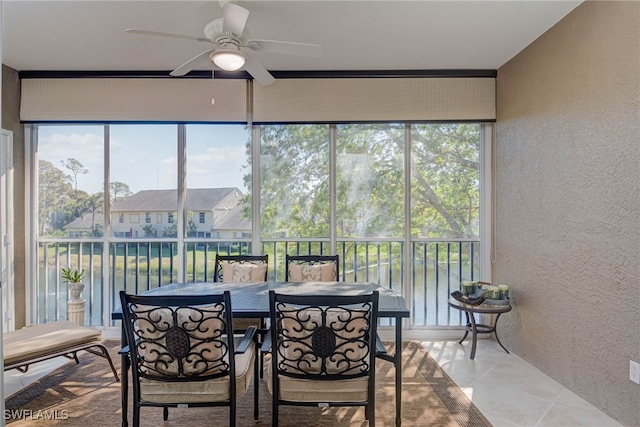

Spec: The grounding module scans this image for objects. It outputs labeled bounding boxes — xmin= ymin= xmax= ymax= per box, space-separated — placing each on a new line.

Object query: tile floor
xmin=3 ymin=356 xmax=68 ymax=399
xmin=2 ymin=338 xmax=623 ymax=426
xmin=421 ymin=339 xmax=622 ymax=427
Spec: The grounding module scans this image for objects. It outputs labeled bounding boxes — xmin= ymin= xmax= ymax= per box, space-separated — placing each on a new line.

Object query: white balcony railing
xmin=36 ymin=238 xmax=479 ymax=328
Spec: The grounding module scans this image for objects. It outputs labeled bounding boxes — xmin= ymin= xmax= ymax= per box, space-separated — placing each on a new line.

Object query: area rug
xmin=5 ymin=341 xmax=491 ymax=426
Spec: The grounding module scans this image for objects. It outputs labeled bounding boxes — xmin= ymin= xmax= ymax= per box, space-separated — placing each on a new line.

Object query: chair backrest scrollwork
xmin=269 ymin=290 xmax=378 ymax=380
xmin=120 ymin=291 xmax=235 ymax=382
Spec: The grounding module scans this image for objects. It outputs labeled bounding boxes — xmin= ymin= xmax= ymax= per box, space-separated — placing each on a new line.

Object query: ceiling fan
xmin=126 ymin=1 xmax=323 ymax=85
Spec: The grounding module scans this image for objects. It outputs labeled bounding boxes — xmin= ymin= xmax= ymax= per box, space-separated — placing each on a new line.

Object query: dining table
xmin=112 ymin=281 xmax=410 ymax=427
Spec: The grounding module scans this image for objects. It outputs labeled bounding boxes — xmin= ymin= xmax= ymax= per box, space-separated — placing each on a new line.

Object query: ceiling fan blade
xmin=126 ymin=29 xmax=213 ymax=44
xmin=222 ymin=2 xmax=250 ymax=36
xmin=243 ymin=56 xmax=275 ymax=86
xmin=246 ymin=39 xmax=323 ymax=57
xmin=170 ymin=50 xmax=216 ymax=76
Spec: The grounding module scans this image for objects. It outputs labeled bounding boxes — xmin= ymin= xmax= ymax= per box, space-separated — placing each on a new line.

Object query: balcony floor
xmin=3 ymin=337 xmax=620 ymax=426
xmin=421 ymin=339 xmax=621 ymax=427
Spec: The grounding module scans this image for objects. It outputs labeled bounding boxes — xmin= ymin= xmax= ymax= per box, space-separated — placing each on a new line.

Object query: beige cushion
xmin=288 ymin=263 xmax=336 ymax=282
xmin=3 ymin=320 xmax=101 ymax=365
xmin=132 ymin=304 xmax=226 ymax=376
xmin=219 ymin=262 xmax=266 ymax=331
xmin=221 ymin=262 xmax=267 ymax=282
xmin=140 ymin=336 xmax=256 ymax=403
xmin=267 ymin=364 xmax=369 ymax=402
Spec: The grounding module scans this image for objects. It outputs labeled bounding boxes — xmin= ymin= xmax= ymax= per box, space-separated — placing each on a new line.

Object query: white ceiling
xmin=2 ymin=1 xmax=582 ymax=74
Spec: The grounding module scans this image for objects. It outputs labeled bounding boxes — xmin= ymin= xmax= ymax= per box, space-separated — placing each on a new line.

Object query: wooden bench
xmin=3 ymin=320 xmax=119 ymax=382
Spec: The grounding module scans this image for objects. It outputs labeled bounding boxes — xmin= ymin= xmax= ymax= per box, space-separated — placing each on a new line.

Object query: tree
xmin=61 ymin=158 xmax=87 ymax=197
xmin=163 ymin=224 xmax=177 ymax=238
xmin=110 ymin=181 xmax=133 ymax=203
xmin=143 ymin=224 xmax=156 ymax=238
xmin=38 ymin=160 xmax=73 ymax=235
xmin=256 ymin=125 xmax=331 ymax=238
xmin=252 ymin=123 xmax=480 ymax=240
xmin=186 ymin=217 xmax=197 ymax=237
xmin=410 ymin=124 xmax=480 ymax=238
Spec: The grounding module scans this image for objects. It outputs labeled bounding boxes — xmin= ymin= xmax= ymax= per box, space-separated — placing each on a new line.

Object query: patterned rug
xmin=5 ymin=341 xmax=491 ymax=426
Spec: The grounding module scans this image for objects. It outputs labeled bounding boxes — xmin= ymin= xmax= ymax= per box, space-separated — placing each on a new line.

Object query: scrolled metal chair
xmin=213 ymin=254 xmax=269 ymax=377
xmin=213 ymin=254 xmax=269 ymax=283
xmin=263 ymin=290 xmax=379 ymax=426
xmin=119 ymin=291 xmax=258 ymax=427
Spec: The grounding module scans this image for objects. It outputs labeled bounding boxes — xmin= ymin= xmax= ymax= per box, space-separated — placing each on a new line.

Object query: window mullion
xmin=177 ymin=124 xmax=186 ymax=282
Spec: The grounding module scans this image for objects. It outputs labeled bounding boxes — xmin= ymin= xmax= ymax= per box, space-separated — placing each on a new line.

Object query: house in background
xmin=63 ymin=213 xmax=104 ymax=237
xmin=110 ymin=188 xmax=249 ymax=238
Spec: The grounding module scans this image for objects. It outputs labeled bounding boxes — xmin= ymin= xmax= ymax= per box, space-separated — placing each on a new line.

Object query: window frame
xmin=26 ymin=122 xmax=492 ymax=329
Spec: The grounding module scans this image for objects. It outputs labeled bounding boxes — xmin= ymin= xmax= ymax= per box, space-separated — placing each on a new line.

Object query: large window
xmin=110 ymin=124 xmax=177 ymax=239
xmin=37 ymin=125 xmax=104 ymax=238
xmin=260 ymin=125 xmax=330 ymax=239
xmin=36 ymin=125 xmax=105 ymax=324
xmin=336 ymin=124 xmax=405 ymax=238
xmin=185 ymin=124 xmax=252 ymax=281
xmin=31 ymin=122 xmax=487 ymax=327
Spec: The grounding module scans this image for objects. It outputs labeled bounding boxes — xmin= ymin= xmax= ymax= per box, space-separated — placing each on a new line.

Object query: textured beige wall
xmin=495 ymin=2 xmax=640 ymax=425
xmin=1 ymin=65 xmax=25 ymax=329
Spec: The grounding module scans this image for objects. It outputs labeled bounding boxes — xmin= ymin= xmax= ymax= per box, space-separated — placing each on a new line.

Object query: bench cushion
xmin=3 ymin=320 xmax=102 ymax=366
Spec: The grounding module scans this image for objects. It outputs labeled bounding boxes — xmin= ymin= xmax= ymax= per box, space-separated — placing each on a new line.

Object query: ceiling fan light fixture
xmin=210 ymin=48 xmax=246 ymax=71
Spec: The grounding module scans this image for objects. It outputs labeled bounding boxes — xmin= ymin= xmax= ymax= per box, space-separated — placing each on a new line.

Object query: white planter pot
xmin=68 ymin=300 xmax=86 ymax=326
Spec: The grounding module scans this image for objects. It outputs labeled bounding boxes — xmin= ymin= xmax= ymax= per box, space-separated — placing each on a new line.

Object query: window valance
xmin=21 ymin=76 xmax=495 ymax=123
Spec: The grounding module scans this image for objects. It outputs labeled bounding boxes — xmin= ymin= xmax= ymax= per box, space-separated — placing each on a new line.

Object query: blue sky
xmin=37 ymin=124 xmax=250 ymax=195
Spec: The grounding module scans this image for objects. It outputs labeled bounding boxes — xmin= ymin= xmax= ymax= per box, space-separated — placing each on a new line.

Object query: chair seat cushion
xmin=266 ymin=365 xmax=369 ymax=403
xmin=139 ymin=336 xmax=255 ymax=404
xmin=3 ymin=320 xmax=101 ymax=365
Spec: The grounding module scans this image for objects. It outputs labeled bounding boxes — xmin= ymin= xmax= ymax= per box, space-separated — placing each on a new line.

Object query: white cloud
xmin=187 ymin=145 xmax=247 ymax=190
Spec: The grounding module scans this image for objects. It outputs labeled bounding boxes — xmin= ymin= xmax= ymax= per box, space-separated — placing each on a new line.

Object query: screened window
xmin=36 ymin=125 xmax=104 ymax=238
xmin=110 ymin=124 xmax=176 ymax=239
xmin=260 ymin=125 xmax=330 ymax=239
xmin=30 ymin=121 xmax=489 ymax=328
xmin=336 ymin=124 xmax=405 ymax=238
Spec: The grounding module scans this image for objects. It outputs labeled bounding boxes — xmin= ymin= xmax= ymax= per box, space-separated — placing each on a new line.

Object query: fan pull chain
xmin=211 ymin=69 xmax=215 ymax=105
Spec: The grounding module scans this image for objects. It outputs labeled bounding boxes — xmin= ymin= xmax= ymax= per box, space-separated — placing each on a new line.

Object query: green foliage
xmin=254 ymin=123 xmax=480 ymax=240
xmin=61 ymin=267 xmax=85 ymax=284
xmin=163 ymin=224 xmax=177 ymax=237
xmin=110 ymin=181 xmax=133 ymax=202
xmin=142 ymin=224 xmax=156 ymax=238
xmin=38 ymin=160 xmax=74 ymax=235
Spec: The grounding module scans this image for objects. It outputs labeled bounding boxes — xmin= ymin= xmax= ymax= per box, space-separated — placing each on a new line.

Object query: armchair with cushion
xmin=119 ymin=290 xmax=258 ymax=427
xmin=285 ymin=254 xmax=339 ymax=282
xmin=213 ymin=255 xmax=269 ymax=284
xmin=213 ymin=254 xmax=269 ymax=377
xmin=263 ymin=290 xmax=379 ymax=426
xmin=213 ymin=255 xmax=269 ymax=332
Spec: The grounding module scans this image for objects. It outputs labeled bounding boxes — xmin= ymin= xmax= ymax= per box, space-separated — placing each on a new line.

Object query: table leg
xmin=395 ymin=316 xmax=402 ymax=427
xmin=469 ymin=312 xmax=478 ymax=360
xmin=493 ymin=313 xmax=510 ymax=354
xmin=458 ymin=312 xmax=471 ymax=344
xmin=120 ymin=324 xmax=128 ymax=427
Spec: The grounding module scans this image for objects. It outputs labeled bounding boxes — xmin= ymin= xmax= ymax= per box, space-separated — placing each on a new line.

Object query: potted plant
xmin=62 ymin=267 xmax=85 ymax=301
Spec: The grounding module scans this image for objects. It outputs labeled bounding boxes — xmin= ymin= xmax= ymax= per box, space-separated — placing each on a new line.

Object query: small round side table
xmin=448 ymin=298 xmax=512 ymax=360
